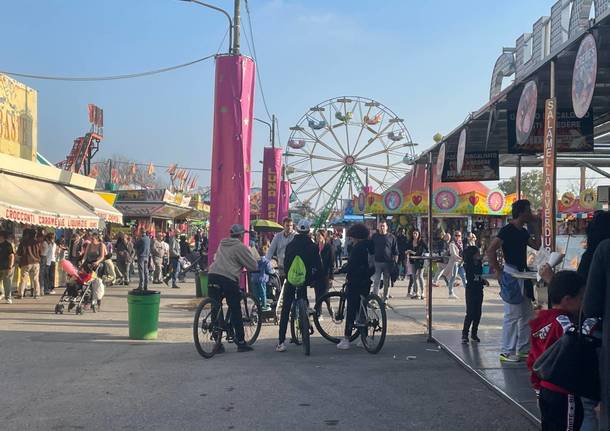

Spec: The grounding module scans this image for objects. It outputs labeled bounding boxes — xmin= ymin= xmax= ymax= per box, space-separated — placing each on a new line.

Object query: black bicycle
xmin=313 ymin=283 xmax=387 ymax=354
xmin=193 ymin=284 xmax=262 ymax=359
xmin=286 ymin=285 xmax=311 ymax=356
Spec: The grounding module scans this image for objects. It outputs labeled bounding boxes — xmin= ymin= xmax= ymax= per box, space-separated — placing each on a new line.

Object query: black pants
xmin=208 ymin=273 xmax=246 ymax=345
xmin=278 ymin=283 xmax=307 ymax=344
xmin=462 ymin=288 xmax=483 ymax=338
xmin=539 ymin=388 xmax=583 ymax=431
xmin=345 ymin=282 xmax=371 ymax=337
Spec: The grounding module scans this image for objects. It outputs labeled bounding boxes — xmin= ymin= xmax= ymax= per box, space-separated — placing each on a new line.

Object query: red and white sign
xmin=0 ymin=204 xmax=99 ymax=229
xmin=542 ymin=98 xmax=557 ymax=252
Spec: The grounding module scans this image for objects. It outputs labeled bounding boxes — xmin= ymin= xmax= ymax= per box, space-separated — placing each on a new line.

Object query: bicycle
xmin=284 ymin=284 xmax=311 ymax=356
xmin=193 ymin=283 xmax=262 ymax=359
xmin=313 ymin=283 xmax=387 ymax=354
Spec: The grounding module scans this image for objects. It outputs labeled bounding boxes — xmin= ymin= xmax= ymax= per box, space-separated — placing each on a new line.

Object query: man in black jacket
xmin=276 ymin=219 xmax=321 ymax=353
xmin=336 ymin=223 xmax=374 ymax=350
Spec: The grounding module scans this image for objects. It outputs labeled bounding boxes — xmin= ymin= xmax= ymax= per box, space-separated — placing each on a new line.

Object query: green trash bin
xmin=198 ymin=271 xmax=208 ymax=297
xmin=127 ymin=290 xmax=161 ymax=340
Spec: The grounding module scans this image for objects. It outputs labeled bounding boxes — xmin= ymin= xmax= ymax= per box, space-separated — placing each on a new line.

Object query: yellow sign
xmin=0 ymin=74 xmax=37 ymax=161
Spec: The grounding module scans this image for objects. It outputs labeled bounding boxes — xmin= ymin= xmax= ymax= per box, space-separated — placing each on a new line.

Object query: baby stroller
xmin=178 ymin=251 xmax=206 ymax=282
xmin=54 ymin=261 xmax=105 ymax=315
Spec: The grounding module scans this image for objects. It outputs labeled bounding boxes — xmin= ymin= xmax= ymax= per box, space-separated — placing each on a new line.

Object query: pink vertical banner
xmin=278 ymin=180 xmax=291 ymax=223
xmin=208 ymin=55 xmax=255 ymax=264
xmin=261 ymin=147 xmax=282 ymax=222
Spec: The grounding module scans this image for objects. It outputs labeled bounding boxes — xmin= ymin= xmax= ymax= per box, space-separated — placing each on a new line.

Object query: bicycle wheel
xmin=290 ymin=305 xmax=303 ymax=345
xmin=313 ymin=291 xmax=359 ymax=344
xmin=193 ymin=297 xmax=222 ymax=359
xmin=297 ymin=299 xmax=310 ymax=356
xmin=360 ymin=294 xmax=387 ymax=354
xmin=241 ymin=293 xmax=262 ymax=345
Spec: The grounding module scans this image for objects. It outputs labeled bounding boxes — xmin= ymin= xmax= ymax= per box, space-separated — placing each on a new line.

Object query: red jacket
xmin=527 ymin=308 xmax=574 ymax=393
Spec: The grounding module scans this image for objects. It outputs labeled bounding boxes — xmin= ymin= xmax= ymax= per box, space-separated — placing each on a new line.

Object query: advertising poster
xmin=442 ymin=151 xmax=499 ymax=182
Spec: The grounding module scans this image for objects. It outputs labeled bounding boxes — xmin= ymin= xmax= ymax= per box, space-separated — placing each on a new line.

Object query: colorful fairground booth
xmin=352 ymin=164 xmax=517 ymax=252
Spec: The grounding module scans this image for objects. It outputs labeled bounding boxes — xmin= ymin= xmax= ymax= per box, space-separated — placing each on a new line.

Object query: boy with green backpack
xmin=276 ymin=220 xmax=321 ymax=352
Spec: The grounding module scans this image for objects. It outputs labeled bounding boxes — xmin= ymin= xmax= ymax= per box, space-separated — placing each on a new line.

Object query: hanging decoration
xmin=147 ymin=162 xmax=155 ymax=176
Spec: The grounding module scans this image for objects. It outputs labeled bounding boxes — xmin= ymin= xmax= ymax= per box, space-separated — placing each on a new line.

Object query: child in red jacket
xmin=527 ymin=270 xmax=585 ymax=431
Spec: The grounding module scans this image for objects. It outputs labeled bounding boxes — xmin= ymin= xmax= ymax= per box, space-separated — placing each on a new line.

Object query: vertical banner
xmin=208 ymin=55 xmax=255 ymax=264
xmin=261 ymin=147 xmax=282 ymax=222
xmin=278 ymin=180 xmax=291 ymax=223
xmin=542 ymin=98 xmax=557 ymax=252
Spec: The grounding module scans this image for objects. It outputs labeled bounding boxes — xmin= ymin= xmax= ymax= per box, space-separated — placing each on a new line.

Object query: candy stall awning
xmin=0 ymin=173 xmax=100 ymax=229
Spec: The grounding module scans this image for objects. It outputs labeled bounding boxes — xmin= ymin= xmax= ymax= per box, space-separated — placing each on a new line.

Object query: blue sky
xmin=2 ymin=0 xmax=555 ymax=188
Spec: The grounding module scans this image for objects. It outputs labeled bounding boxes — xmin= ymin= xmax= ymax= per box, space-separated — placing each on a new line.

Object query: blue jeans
xmin=580 ymin=397 xmax=599 ymax=431
xmin=448 ymin=264 xmax=466 ymax=295
xmin=169 ymin=257 xmax=180 ymax=286
xmin=137 ymin=258 xmax=149 ymax=290
xmin=256 ymin=281 xmax=268 ymax=309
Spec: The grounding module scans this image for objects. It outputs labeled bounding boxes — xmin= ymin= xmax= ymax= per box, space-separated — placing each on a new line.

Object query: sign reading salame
xmin=441 ymin=151 xmax=499 ymax=182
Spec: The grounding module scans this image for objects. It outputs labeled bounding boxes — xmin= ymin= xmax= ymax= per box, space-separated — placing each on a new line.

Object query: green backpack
xmin=287 ymin=255 xmax=307 ymax=286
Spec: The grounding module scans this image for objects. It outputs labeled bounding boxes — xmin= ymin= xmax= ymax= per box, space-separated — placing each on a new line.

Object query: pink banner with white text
xmin=278 ymin=180 xmax=291 ymax=223
xmin=261 ymin=147 xmax=282 ymax=223
xmin=208 ymin=55 xmax=255 ymax=264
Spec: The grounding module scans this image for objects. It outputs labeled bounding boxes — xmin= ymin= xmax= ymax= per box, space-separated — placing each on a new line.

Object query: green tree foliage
xmin=497 ymin=170 xmax=543 ymax=209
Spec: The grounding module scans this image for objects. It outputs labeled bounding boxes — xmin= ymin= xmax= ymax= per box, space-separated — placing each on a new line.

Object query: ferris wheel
xmin=285 ymin=96 xmax=416 ymax=226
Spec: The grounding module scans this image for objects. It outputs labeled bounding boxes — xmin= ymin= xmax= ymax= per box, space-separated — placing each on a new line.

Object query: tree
xmin=497 ymin=170 xmax=544 ymax=210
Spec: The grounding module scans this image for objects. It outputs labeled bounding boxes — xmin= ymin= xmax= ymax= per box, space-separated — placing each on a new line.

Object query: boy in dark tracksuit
xmin=527 ymin=271 xmax=585 ymax=431
xmin=335 ymin=223 xmax=375 ymax=350
xmin=462 ymin=246 xmax=486 ymax=343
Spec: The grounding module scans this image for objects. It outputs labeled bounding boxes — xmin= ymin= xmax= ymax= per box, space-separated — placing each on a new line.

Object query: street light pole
xmin=233 ymin=0 xmax=241 ymax=54
xmin=254 ymin=117 xmax=274 ymax=147
xmin=178 ymin=0 xmax=233 ymax=53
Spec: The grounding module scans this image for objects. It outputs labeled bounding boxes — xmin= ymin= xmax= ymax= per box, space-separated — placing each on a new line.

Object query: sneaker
xmin=337 ymin=337 xmax=350 ymax=350
xmin=517 ymin=351 xmax=529 ymax=359
xmin=237 ymin=343 xmax=253 ymax=353
xmin=461 ymin=337 xmax=469 ymax=344
xmin=471 ymin=335 xmax=481 ymax=343
xmin=49 ymin=290 xmax=56 ymax=295
xmin=499 ymin=353 xmax=520 ymax=363
xmin=448 ymin=293 xmax=459 ymax=299
xmin=5 ymin=298 xmax=12 ymax=304
xmin=275 ymin=343 xmax=287 ymax=352
xmin=172 ymin=284 xmax=180 ymax=289
xmin=261 ymin=306 xmax=272 ymax=312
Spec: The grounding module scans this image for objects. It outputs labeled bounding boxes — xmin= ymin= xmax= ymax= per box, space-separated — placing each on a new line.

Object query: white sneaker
xmin=448 ymin=293 xmax=459 ymax=299
xmin=337 ymin=337 xmax=350 ymax=350
xmin=5 ymin=298 xmax=12 ymax=304
xmin=275 ymin=343 xmax=287 ymax=352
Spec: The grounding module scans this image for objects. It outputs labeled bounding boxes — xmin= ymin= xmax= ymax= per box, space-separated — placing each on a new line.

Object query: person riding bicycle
xmin=276 ymin=219 xmax=321 ymax=352
xmin=208 ymin=224 xmax=259 ymax=353
xmin=335 ymin=223 xmax=374 ymax=350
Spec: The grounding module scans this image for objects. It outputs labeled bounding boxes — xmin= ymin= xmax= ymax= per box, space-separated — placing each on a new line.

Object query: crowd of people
xmin=0 ymin=227 xmax=209 ymax=304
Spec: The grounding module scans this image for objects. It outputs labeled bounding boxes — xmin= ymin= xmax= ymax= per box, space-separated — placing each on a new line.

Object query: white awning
xmin=0 ymin=173 xmax=100 ymax=229
xmin=66 ymin=186 xmax=123 ymax=225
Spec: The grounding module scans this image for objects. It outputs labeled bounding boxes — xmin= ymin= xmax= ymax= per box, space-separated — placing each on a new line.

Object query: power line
xmin=0 ymin=54 xmax=216 ymax=82
xmin=244 ymin=0 xmax=273 ymax=122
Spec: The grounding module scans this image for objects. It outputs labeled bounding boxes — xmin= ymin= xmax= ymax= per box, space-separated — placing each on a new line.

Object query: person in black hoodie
xmin=461 ymin=246 xmax=487 ymax=343
xmin=315 ymin=230 xmax=335 ymax=311
xmin=276 ymin=219 xmax=321 ymax=353
xmin=336 ymin=223 xmax=374 ymax=350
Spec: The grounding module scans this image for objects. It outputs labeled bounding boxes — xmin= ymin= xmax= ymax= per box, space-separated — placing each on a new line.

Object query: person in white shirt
xmin=265 ymin=217 xmax=296 ymax=280
xmin=44 ymin=234 xmax=57 ymax=294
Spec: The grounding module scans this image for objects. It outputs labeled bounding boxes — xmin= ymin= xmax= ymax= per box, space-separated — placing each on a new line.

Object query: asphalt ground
xmin=0 ymin=276 xmax=537 ymax=431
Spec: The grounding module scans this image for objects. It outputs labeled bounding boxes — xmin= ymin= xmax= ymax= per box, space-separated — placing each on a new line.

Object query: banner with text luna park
xmin=441 ymin=151 xmax=499 ymax=182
